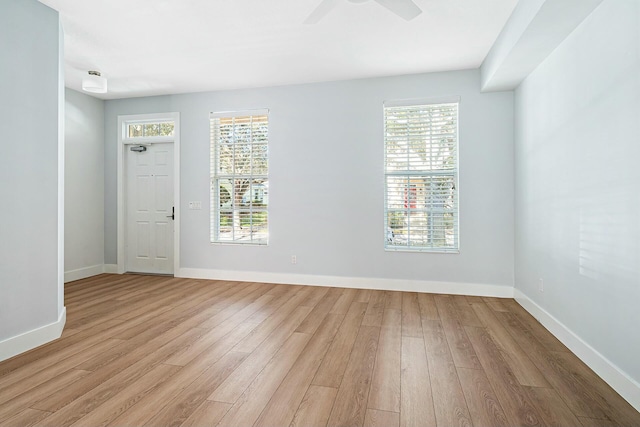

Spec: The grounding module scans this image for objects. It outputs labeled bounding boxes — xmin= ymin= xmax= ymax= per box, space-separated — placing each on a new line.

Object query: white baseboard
xmin=64 ymin=264 xmax=105 ymax=283
xmin=515 ymin=289 xmax=640 ymax=412
xmin=177 ymin=268 xmax=514 ymax=298
xmin=103 ymin=264 xmax=118 ymax=274
xmin=0 ymin=307 xmax=66 ymax=363
xmin=64 ymin=264 xmax=120 ymax=283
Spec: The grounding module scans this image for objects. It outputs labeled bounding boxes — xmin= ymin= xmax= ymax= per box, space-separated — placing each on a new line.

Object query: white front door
xmin=125 ymin=143 xmax=174 ymax=274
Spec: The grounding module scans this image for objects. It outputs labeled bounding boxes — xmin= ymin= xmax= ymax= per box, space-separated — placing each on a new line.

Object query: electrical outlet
xmin=291 ymin=255 xmax=297 ymax=265
xmin=539 ymin=278 xmax=544 ymax=292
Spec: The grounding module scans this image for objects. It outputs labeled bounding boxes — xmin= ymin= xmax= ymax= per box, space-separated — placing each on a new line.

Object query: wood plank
xmin=0 ymin=369 xmax=92 ymax=423
xmin=0 ymin=338 xmax=125 ymax=406
xmin=552 ymin=351 xmax=640 ymax=426
xmin=67 ymin=364 xmax=182 ymax=427
xmin=214 ymin=332 xmax=311 ymax=427
xmin=106 ymin=325 xmax=255 ymax=427
xmin=232 ymin=286 xmax=313 ymax=353
xmin=356 ymin=289 xmax=372 ymax=303
xmin=197 ymin=284 xmax=274 ymax=329
xmin=254 ymin=313 xmax=345 ymax=427
xmin=290 ymin=385 xmax=337 ymax=427
xmin=452 ymin=295 xmax=482 ymax=326
xmin=296 ymin=287 xmax=344 ymax=334
xmin=578 ymin=416 xmax=620 ymax=426
xmin=330 ymin=288 xmax=358 ymax=314
xmin=464 ymin=326 xmax=543 ymax=426
xmin=384 ymin=291 xmax=403 ymax=310
xmin=0 ymin=320 xmax=124 ymax=381
xmin=179 ymin=401 xmax=231 ymax=427
xmin=524 ymin=386 xmax=581 ymax=427
xmin=312 ymin=301 xmax=368 ymax=387
xmin=107 ymin=283 xmax=247 ymax=341
xmin=472 ymin=302 xmax=550 ymax=387
xmin=300 ymin=286 xmax=330 ymax=307
xmin=243 ymin=285 xmax=306 ymax=324
xmin=434 ymin=296 xmax=481 ymax=369
xmin=60 ymin=328 xmax=81 ymax=339
xmin=505 ymin=306 xmax=569 ymax=352
xmin=265 ymin=283 xmax=297 ymax=298
xmin=365 ymin=409 xmax=400 ymax=427
xmin=483 ymin=297 xmax=510 ymax=312
xmin=142 ymin=352 xmax=248 ymax=427
xmin=497 ymin=311 xmax=612 ymax=419
xmin=1 ymin=408 xmax=51 ymax=427
xmin=422 ymin=320 xmax=472 ymax=427
xmin=457 ymin=367 xmax=509 ymax=427
xmin=417 ymin=293 xmax=439 ymax=321
xmin=400 ymin=336 xmax=436 ymax=427
xmin=368 ymin=308 xmax=401 ymax=413
xmin=31 ymin=327 xmax=207 ymax=416
xmin=208 ymin=305 xmax=313 ymax=403
xmin=163 ymin=293 xmax=278 ymax=367
xmin=362 ymin=290 xmax=386 ymax=327
xmin=401 ymin=293 xmax=422 ymax=337
xmin=327 ymin=325 xmax=380 ymax=427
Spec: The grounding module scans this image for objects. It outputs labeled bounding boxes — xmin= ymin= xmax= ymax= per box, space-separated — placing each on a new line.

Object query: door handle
xmin=167 ymin=206 xmax=174 ymax=220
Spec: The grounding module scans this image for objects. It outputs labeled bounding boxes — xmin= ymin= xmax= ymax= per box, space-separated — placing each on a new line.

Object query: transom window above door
xmin=126 ymin=121 xmax=175 ymax=139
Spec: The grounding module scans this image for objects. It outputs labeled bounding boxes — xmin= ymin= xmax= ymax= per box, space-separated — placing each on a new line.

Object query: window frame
xmin=383 ymin=97 xmax=460 ymax=253
xmin=210 ymin=109 xmax=269 ymax=246
xmin=122 ymin=118 xmax=176 ymax=144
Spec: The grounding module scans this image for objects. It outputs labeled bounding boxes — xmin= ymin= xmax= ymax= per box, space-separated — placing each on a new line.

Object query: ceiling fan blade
xmin=373 ymin=0 xmax=422 ymax=21
xmin=304 ymin=0 xmax=339 ymax=24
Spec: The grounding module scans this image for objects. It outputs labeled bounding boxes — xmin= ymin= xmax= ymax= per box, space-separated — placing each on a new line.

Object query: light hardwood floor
xmin=0 ymin=274 xmax=638 ymax=427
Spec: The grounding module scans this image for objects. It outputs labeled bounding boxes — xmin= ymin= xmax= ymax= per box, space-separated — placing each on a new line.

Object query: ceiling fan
xmin=304 ymin=0 xmax=422 ymax=24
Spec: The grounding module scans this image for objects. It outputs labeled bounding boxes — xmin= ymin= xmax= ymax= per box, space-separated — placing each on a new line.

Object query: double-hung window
xmin=210 ymin=110 xmax=269 ymax=245
xmin=384 ymin=99 xmax=459 ymax=252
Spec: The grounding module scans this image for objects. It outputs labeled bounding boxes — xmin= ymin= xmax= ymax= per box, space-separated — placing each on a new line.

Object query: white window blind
xmin=210 ymin=110 xmax=269 ymax=245
xmin=384 ymin=101 xmax=459 ymax=252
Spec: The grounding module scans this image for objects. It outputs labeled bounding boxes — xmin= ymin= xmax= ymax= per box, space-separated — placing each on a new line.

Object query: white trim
xmin=117 ymin=112 xmax=180 ymax=276
xmin=0 ymin=307 xmax=66 ymax=363
xmin=64 ymin=264 xmax=105 ymax=283
xmin=384 ymin=96 xmax=461 ymax=108
xmin=103 ymin=264 xmax=119 ymax=274
xmin=57 ymin=21 xmax=66 ymax=323
xmin=210 ymin=108 xmax=269 ymax=118
xmin=177 ymin=268 xmax=513 ymax=297
xmin=514 ymin=289 xmax=640 ymax=412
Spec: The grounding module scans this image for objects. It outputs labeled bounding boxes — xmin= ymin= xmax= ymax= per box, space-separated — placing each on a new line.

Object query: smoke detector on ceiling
xmin=82 ymin=70 xmax=107 ymax=94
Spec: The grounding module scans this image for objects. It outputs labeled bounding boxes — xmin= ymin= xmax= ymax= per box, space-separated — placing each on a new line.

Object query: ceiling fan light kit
xmin=82 ymin=70 xmax=108 ymax=94
xmin=305 ymin=0 xmax=422 ymax=24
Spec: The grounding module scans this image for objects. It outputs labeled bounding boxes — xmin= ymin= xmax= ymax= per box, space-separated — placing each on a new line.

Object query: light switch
xmin=188 ymin=201 xmax=202 ymax=210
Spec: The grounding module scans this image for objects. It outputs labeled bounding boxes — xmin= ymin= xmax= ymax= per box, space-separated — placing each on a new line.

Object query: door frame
xmin=117 ymin=112 xmax=180 ymax=275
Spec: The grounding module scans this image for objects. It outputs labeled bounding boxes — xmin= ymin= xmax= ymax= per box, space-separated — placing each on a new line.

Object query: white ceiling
xmin=39 ymin=0 xmax=519 ymax=100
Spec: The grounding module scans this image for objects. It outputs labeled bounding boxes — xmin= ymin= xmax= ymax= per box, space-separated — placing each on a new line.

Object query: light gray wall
xmin=65 ymin=89 xmax=105 ymax=274
xmin=0 ymin=0 xmax=63 ymax=339
xmin=515 ymin=0 xmax=640 ymax=383
xmin=105 ymin=69 xmax=514 ymax=288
